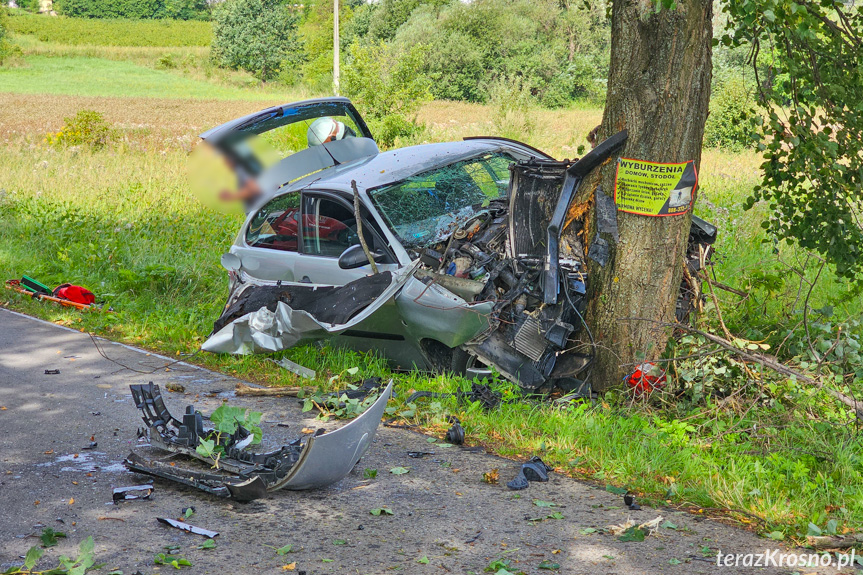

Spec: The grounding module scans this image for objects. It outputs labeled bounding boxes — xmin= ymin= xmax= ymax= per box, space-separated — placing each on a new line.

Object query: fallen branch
xmin=235 ymin=383 xmax=304 ymax=397
xmin=806 ymin=534 xmax=863 ymax=549
xmin=706 ymin=278 xmax=749 ymax=298
xmin=351 ymin=179 xmax=378 ymax=274
xmin=673 ymin=323 xmax=863 ymax=419
xmin=619 ymin=317 xmax=863 ymax=419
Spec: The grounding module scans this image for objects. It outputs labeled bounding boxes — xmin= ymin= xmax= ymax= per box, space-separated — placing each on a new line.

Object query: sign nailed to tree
xmin=613 ymin=158 xmax=697 ymax=216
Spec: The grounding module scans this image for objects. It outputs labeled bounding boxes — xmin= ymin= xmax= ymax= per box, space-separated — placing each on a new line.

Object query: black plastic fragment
xmin=445 ymin=417 xmax=465 ymax=445
xmin=624 ymin=493 xmax=641 ymax=510
xmin=82 ymin=442 xmax=98 ymax=450
xmin=44 ymin=369 xmax=60 ymax=375
xmin=507 ymin=456 xmax=552 ymax=490
xmin=407 ymin=451 xmax=434 ymax=458
xmin=157 ymin=517 xmax=218 ymax=538
xmin=112 ymin=484 xmax=153 ymax=503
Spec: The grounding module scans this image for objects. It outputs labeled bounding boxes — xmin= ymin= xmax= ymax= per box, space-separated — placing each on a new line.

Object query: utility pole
xmin=333 ymin=0 xmax=340 ymax=95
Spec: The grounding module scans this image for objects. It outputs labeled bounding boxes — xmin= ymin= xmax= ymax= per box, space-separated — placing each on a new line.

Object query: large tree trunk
xmin=576 ymin=0 xmax=713 ymax=391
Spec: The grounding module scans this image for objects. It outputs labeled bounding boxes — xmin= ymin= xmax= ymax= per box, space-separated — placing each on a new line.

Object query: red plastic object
xmin=625 ymin=362 xmax=666 ymax=395
xmin=53 ymin=284 xmax=95 ymax=305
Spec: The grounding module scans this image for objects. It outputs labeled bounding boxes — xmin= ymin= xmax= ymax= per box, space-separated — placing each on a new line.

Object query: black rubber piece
xmin=521 ymin=456 xmax=551 ymax=482
xmin=445 ymin=417 xmax=465 ymax=445
xmin=507 ymin=470 xmax=529 ymax=490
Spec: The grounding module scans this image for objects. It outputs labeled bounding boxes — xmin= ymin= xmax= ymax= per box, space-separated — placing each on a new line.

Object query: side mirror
xmin=221 ymin=252 xmax=242 ymax=272
xmin=338 ymin=244 xmax=386 ymax=270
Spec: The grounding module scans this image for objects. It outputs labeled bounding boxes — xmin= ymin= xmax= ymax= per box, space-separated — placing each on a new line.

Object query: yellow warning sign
xmin=613 ymin=158 xmax=697 ymax=216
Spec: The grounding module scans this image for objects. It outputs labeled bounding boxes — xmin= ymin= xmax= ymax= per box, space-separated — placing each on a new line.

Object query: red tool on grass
xmin=5 ymin=277 xmax=103 ymax=311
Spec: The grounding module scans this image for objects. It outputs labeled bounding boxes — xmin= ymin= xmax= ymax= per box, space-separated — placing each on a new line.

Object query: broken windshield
xmin=369 ymin=152 xmax=514 ymax=248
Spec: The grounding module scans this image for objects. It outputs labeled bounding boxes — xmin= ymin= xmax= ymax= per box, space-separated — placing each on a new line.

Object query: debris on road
xmin=165 ymin=382 xmax=185 ymax=393
xmin=156 ymin=517 xmax=218 ymax=539
xmin=125 ymin=380 xmax=393 ymax=498
xmin=507 ymin=456 xmax=551 ymax=490
xmin=235 ymin=382 xmax=303 ymax=397
xmin=6 ymin=277 xmax=106 ymax=311
xmin=624 ymin=493 xmax=641 ymax=510
xmin=267 ymin=357 xmax=316 ymax=379
xmin=112 ymin=484 xmax=154 ymax=503
xmin=445 ymin=417 xmax=465 ymax=445
xmin=44 ymin=369 xmax=60 ymax=375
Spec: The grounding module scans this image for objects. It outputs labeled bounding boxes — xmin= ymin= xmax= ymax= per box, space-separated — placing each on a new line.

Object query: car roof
xmin=288 ymin=139 xmax=510 ymax=193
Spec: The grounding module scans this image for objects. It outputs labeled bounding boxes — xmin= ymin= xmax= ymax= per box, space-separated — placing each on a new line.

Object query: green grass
xmin=8 ymin=11 xmax=212 ymax=47
xmin=0 ymin=55 xmax=285 ymax=100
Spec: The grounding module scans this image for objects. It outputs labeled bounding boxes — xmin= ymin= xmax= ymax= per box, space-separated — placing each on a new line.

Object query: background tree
xmin=569 ymin=0 xmax=714 ymax=390
xmin=211 ymin=0 xmax=301 ymax=81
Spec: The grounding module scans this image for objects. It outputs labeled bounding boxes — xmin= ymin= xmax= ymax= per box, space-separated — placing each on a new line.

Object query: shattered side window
xmin=369 ymin=152 xmax=514 ymax=247
xmin=246 ymin=193 xmax=302 ymax=252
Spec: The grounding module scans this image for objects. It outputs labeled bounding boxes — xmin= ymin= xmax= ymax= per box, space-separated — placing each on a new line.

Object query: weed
xmin=45 ymin=109 xmax=113 ymax=149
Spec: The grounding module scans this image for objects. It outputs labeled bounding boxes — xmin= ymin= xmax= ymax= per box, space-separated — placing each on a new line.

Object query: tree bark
xmin=575 ymin=0 xmax=713 ymax=391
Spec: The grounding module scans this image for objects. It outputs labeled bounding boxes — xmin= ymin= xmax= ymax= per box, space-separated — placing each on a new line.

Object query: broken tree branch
xmin=351 ymin=179 xmax=378 ymax=274
xmin=807 ymin=534 xmax=863 ymax=549
xmin=619 ymin=318 xmax=863 ymax=419
xmin=235 ymin=383 xmax=304 ymax=397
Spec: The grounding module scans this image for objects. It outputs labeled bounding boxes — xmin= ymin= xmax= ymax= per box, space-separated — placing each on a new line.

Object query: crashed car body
xmin=202 ymin=97 xmax=715 ymax=392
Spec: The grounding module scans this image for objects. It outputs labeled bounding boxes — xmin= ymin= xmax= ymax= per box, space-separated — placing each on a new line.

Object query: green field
xmin=0 ymin=55 xmax=286 ymax=99
xmin=1 ymin=14 xmax=862 ymax=542
xmin=8 ymin=11 xmax=211 ymax=46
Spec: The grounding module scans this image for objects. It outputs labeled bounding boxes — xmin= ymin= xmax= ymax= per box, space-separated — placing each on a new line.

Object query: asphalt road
xmin=0 ymin=308 xmax=848 ymax=574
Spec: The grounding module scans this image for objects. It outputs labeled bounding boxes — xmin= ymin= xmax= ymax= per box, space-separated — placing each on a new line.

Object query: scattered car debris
xmin=624 ymin=494 xmax=641 ymax=510
xmin=267 ymin=357 xmax=316 ymax=379
xmin=81 ymin=441 xmax=98 ymax=450
xmin=112 ymin=484 xmax=154 ymax=503
xmin=44 ymin=369 xmax=60 ymax=375
xmin=445 ymin=417 xmax=465 ymax=445
xmin=125 ymin=380 xmax=392 ymax=499
xmin=156 ymin=517 xmax=218 ymax=539
xmin=507 ymin=456 xmax=552 ymax=490
xmin=407 ymin=451 xmax=434 ymax=458
xmin=624 ymin=362 xmax=666 ymax=395
xmin=405 ymin=383 xmax=501 ymax=410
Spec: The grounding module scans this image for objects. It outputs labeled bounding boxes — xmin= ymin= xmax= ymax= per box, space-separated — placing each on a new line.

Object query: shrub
xmin=343 ymin=41 xmax=431 ymax=147
xmin=211 ymin=0 xmax=301 ymax=82
xmin=45 ymin=110 xmax=114 ymax=149
xmin=704 ymin=77 xmax=758 ymax=150
xmin=489 ymin=75 xmax=535 ymax=141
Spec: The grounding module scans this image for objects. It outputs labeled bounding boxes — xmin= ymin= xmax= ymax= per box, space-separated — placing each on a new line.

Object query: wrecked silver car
xmin=202 ymin=98 xmax=715 ymax=393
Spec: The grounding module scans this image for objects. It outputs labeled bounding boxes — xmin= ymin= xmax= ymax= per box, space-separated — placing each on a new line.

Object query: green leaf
xmin=533 ymin=500 xmax=557 ymax=508
xmin=661 ymin=521 xmax=678 ymax=530
xmin=579 ymin=528 xmax=597 ymax=534
xmin=24 ymin=547 xmax=43 ymax=570
xmin=538 ymin=560 xmax=560 ymax=570
xmin=826 ymin=519 xmax=838 ymax=535
xmin=547 ymin=512 xmax=564 ymax=520
xmin=275 ymin=544 xmax=294 ymax=555
xmin=417 ymin=556 xmax=430 ymax=564
xmin=40 ymin=527 xmax=67 ymax=547
xmin=333 ymin=539 xmax=347 ymax=545
xmin=390 ymin=466 xmax=410 ymax=475
xmin=669 ymin=558 xmax=682 ymax=565
xmin=807 ymin=522 xmax=822 ymax=536
xmin=363 ymin=468 xmax=378 ymax=479
xmin=370 ymin=507 xmax=394 ymax=516
xmin=766 ymin=531 xmax=785 ymax=541
xmin=198 ymin=539 xmax=216 ymax=550
xmin=618 ymin=526 xmax=646 ymax=542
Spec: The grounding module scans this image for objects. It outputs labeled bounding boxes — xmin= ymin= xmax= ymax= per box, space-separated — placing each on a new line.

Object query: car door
xmin=293 ymin=191 xmax=398 ymax=286
xmin=231 ymin=192 xmax=302 ymax=282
